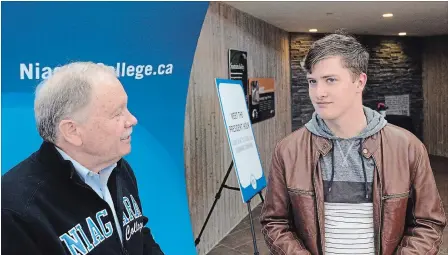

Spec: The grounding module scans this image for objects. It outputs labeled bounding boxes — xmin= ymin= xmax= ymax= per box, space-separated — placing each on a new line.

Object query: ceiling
xmin=225 ymin=1 xmax=448 ymax=36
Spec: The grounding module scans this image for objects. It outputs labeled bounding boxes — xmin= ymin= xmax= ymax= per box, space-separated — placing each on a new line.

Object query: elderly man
xmin=2 ymin=62 xmax=164 ymax=255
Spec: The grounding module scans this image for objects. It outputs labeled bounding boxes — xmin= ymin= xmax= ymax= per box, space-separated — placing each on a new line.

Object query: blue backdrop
xmin=1 ymin=2 xmax=208 ymax=254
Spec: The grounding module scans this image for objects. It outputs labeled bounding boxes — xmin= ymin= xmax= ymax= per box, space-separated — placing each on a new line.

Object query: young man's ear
xmin=58 ymin=120 xmax=83 ymax=146
xmin=356 ymin=72 xmax=368 ymax=93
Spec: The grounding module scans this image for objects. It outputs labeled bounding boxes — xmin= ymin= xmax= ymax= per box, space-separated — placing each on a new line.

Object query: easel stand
xmin=195 ymin=161 xmax=264 ymax=255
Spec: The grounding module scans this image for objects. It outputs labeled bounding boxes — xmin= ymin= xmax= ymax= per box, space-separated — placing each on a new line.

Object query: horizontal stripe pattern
xmin=325 ymin=202 xmax=375 ymax=255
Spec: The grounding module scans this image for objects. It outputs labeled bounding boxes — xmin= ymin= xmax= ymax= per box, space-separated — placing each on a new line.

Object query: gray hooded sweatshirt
xmin=305 ymin=106 xmax=387 ymax=254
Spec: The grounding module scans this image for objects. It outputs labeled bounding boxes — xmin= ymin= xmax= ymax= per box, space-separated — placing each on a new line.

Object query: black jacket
xmin=1 ymin=141 xmax=164 ymax=255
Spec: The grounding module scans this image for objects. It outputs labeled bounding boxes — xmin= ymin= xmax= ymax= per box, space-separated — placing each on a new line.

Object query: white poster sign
xmin=215 ymin=78 xmax=266 ymax=203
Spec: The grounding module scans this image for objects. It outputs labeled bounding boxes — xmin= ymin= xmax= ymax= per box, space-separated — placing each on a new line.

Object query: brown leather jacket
xmin=260 ymin=124 xmax=446 ymax=255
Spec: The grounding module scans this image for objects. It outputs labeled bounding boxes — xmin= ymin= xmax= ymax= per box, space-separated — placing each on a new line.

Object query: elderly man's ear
xmin=58 ymin=120 xmax=83 ymax=146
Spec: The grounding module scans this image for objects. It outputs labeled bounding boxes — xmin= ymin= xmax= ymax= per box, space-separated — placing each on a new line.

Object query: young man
xmin=260 ymin=33 xmax=446 ymax=255
xmin=2 ymin=62 xmax=164 ymax=255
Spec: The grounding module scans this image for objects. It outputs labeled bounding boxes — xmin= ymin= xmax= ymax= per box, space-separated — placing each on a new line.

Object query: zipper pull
xmin=122 ymin=247 xmax=129 ymax=255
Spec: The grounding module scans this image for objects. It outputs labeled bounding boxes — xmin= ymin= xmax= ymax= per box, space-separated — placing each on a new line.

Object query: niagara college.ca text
xmin=20 ymin=62 xmax=174 ymax=80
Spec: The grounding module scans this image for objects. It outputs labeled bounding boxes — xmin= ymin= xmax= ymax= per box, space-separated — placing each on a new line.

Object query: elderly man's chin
xmin=119 ymin=138 xmax=132 ymax=155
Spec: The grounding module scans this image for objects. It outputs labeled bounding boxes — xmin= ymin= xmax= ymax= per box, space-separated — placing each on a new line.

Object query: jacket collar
xmin=312 ymin=131 xmax=380 ymax=158
xmin=36 ymin=141 xmax=124 ymax=182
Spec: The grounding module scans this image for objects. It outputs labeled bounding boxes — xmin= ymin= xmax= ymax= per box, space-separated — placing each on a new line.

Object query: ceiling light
xmin=382 ymin=13 xmax=393 ymax=18
xmin=398 ymin=32 xmax=407 ymax=36
xmin=309 ymin=29 xmax=318 ymax=33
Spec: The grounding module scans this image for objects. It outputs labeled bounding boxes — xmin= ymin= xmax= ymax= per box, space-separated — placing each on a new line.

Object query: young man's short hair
xmin=303 ymin=30 xmax=370 ymax=79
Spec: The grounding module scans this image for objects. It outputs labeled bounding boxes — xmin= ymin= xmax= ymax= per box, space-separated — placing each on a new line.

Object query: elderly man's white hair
xmin=34 ymin=62 xmax=117 ymax=143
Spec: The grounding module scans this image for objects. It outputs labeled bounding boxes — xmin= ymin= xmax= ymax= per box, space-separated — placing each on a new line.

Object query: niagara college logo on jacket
xmin=59 ymin=209 xmax=115 ymax=255
xmin=122 ymin=195 xmax=144 ymax=241
xmin=1 ymin=142 xmax=164 ymax=255
xmin=59 ymin=195 xmax=144 ymax=255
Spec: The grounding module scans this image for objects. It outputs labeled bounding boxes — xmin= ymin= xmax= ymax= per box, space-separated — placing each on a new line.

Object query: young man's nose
xmin=315 ymin=84 xmax=328 ymax=98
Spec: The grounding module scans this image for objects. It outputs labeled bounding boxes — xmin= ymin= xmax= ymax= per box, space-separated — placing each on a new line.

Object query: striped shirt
xmin=324 ymin=202 xmax=374 ymax=254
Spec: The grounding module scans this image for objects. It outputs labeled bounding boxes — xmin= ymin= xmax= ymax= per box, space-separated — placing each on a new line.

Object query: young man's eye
xmin=308 ymin=79 xmax=316 ymax=85
xmin=327 ymin=78 xmax=336 ymax=83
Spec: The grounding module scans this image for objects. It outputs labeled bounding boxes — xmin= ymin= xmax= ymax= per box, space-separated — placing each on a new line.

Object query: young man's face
xmin=306 ymin=56 xmax=366 ymax=121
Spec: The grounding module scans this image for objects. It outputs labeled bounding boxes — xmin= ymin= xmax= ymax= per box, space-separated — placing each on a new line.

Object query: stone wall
xmin=290 ymin=33 xmax=423 ymax=140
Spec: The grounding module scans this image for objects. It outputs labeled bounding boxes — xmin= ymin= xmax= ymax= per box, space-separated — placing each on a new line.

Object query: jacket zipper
xmin=372 ymin=156 xmax=382 ymax=255
xmin=313 ymin=154 xmax=324 ymax=255
xmin=119 ymin=234 xmax=127 ymax=255
xmin=73 ymin=181 xmax=128 ymax=254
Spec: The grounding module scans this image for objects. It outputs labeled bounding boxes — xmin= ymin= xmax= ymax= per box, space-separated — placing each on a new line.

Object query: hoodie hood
xmin=304 ymin=106 xmax=387 ymax=201
xmin=305 ymin=106 xmax=387 ymax=139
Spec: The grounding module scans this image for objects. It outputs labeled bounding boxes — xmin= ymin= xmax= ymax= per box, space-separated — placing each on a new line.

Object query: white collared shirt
xmin=55 ymin=146 xmax=123 ymax=243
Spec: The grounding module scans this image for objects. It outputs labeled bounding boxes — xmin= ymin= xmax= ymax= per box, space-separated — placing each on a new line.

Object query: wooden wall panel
xmin=184 ymin=2 xmax=291 ymax=254
xmin=423 ymin=35 xmax=448 ymax=158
